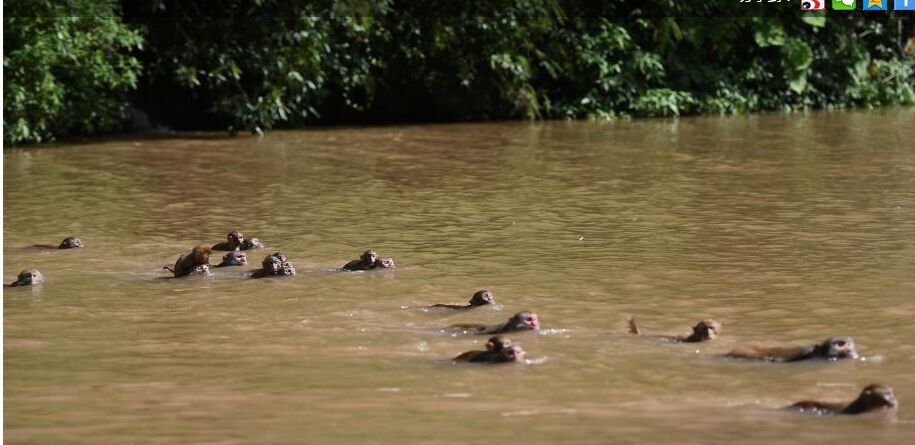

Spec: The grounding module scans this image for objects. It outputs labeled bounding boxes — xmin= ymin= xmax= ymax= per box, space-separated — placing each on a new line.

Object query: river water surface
xmin=4 ymin=109 xmax=915 ymax=444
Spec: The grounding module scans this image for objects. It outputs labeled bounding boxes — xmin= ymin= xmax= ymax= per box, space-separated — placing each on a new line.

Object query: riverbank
xmin=6 ymin=105 xmax=913 ymax=151
xmin=6 ymin=2 xmax=913 ymax=146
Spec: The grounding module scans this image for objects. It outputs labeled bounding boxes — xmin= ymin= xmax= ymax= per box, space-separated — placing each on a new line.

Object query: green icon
xmin=832 ymin=0 xmax=856 ymax=10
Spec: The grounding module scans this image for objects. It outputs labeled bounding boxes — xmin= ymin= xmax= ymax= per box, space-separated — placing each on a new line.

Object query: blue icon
xmin=863 ymin=0 xmax=887 ymax=10
xmin=896 ymin=0 xmax=915 ymax=10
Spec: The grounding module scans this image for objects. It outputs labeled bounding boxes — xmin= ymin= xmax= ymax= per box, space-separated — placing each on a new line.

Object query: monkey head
xmin=494 ymin=345 xmax=526 ymax=363
xmin=243 ymin=237 xmax=264 ymax=250
xmin=11 ymin=269 xmax=44 ymax=287
xmin=375 ymin=257 xmax=396 ymax=269
xmin=507 ymin=311 xmax=540 ymax=331
xmin=691 ymin=320 xmax=722 ymax=341
xmin=469 ymin=290 xmax=495 ymax=307
xmin=485 ymin=336 xmax=511 ymax=352
xmin=191 ymin=264 xmax=212 ymax=276
xmin=262 ymin=255 xmax=283 ymax=274
xmin=227 ymin=231 xmax=245 ymax=249
xmin=856 ymin=384 xmax=898 ymax=410
xmin=361 ymin=250 xmax=378 ymax=265
xmin=219 ymin=251 xmax=248 ymax=267
xmin=278 ymin=262 xmax=297 ymax=276
xmin=844 ymin=384 xmax=899 ymax=414
xmin=58 ymin=237 xmax=85 ymax=249
xmin=191 ymin=245 xmax=213 ymax=264
xmin=819 ymin=336 xmax=859 ymax=360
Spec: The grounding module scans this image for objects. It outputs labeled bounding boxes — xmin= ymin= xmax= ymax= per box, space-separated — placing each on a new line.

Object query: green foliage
xmin=3 ymin=0 xmax=142 ymax=145
xmin=4 ymin=1 xmax=914 ymax=144
xmin=633 ymin=89 xmax=697 ymax=117
xmin=783 ymin=38 xmax=815 ymax=94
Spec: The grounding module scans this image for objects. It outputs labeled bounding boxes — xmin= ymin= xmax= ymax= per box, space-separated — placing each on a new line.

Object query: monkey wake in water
xmin=447 ymin=311 xmax=540 ymax=335
xmin=786 ymin=384 xmax=898 ymax=416
xmin=627 ymin=317 xmax=721 ymax=343
xmin=430 ymin=290 xmax=496 ymax=310
xmin=726 ymin=336 xmax=859 ymax=362
xmin=453 ymin=336 xmax=526 ymax=364
xmin=8 ymin=269 xmax=44 ymax=287
xmin=164 ymin=245 xmax=212 ymax=278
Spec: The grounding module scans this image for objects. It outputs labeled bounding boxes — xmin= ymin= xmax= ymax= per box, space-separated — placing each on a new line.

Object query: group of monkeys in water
xmin=6 ymin=232 xmax=395 ymax=286
xmin=6 ymin=232 xmax=900 ymax=418
xmin=160 ymin=231 xmax=395 ymax=279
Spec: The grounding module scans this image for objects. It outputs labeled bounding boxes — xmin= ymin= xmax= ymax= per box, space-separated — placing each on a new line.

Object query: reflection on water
xmin=4 ymin=109 xmax=915 ymax=444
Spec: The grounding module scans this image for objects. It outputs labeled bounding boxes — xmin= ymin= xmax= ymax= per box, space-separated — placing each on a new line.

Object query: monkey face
xmin=12 ymin=269 xmax=43 ymax=286
xmin=228 ymin=231 xmax=245 ymax=248
xmin=244 ymin=238 xmax=264 ymax=250
xmin=361 ymin=250 xmax=378 ymax=264
xmin=822 ymin=336 xmax=859 ymax=359
xmin=857 ymin=384 xmax=898 ymax=411
xmin=509 ymin=312 xmax=540 ymax=331
xmin=59 ymin=237 xmax=85 ymax=249
xmin=191 ymin=246 xmax=213 ymax=264
xmin=470 ymin=290 xmax=495 ymax=306
xmin=495 ymin=345 xmax=526 ymax=363
xmin=486 ymin=336 xmax=511 ymax=352
xmin=271 ymin=252 xmax=287 ymax=262
xmin=277 ymin=262 xmax=296 ymax=276
xmin=376 ymin=257 xmax=396 ymax=269
xmin=262 ymin=255 xmax=283 ymax=274
xmin=221 ymin=251 xmax=247 ymax=266
xmin=191 ymin=264 xmax=212 ymax=276
xmin=693 ymin=320 xmax=722 ymax=341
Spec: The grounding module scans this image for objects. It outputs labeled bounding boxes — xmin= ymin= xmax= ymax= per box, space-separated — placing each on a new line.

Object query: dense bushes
xmin=4 ymin=0 xmax=142 ymax=145
xmin=4 ymin=0 xmax=914 ymax=145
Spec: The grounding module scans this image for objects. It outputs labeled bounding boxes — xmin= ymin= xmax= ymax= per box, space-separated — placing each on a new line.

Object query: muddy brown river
xmin=4 ymin=109 xmax=915 ymax=444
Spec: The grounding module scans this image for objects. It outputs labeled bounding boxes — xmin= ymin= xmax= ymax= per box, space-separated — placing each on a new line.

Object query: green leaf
xmin=754 ymin=23 xmax=786 ymax=48
xmin=801 ymin=16 xmax=826 ymax=28
xmin=788 ymin=75 xmax=808 ymax=94
xmin=784 ymin=39 xmax=814 ymax=72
